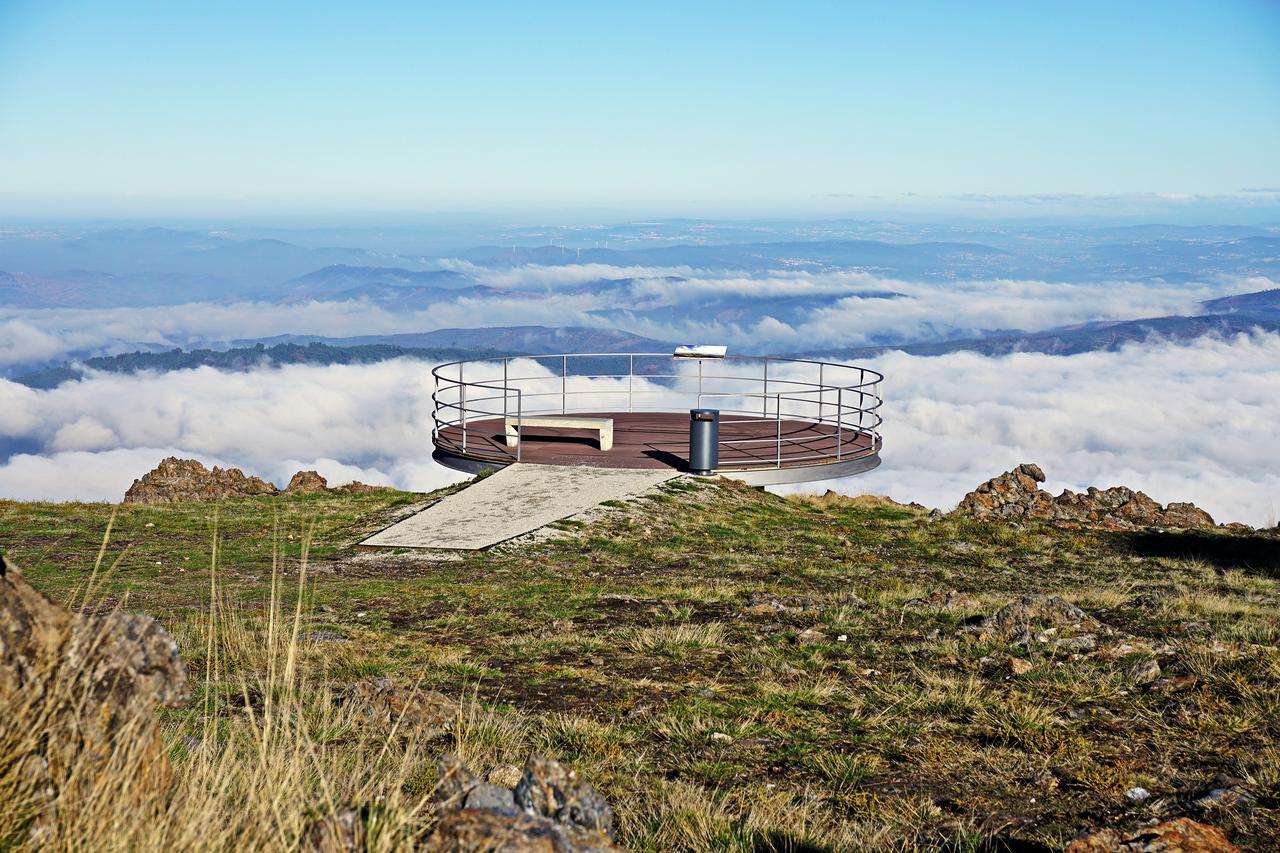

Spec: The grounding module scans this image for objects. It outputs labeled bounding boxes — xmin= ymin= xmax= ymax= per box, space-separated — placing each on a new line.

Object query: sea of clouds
xmin=1 ymin=331 xmax=1277 ymax=526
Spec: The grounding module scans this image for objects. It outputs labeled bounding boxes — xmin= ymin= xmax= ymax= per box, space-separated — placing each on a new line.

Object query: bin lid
xmin=690 ymin=408 xmax=719 ymax=420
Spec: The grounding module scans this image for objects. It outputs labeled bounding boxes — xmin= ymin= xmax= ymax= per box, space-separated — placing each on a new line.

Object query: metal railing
xmin=430 ymin=353 xmax=883 ymax=470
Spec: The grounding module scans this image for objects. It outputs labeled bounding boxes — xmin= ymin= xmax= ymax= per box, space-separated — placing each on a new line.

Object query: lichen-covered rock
xmin=0 ymin=553 xmax=189 ymax=842
xmin=1066 ymin=817 xmax=1239 ymax=852
xmin=428 ymin=754 xmax=617 ymax=851
xmin=284 ymin=470 xmax=329 ymax=494
xmin=954 ymin=463 xmax=1053 ymax=520
xmin=953 ymin=464 xmax=1215 ymax=530
xmin=514 ymin=755 xmax=615 ymax=840
xmin=342 ymin=677 xmax=456 ymax=738
xmin=123 ymin=456 xmax=278 ymax=503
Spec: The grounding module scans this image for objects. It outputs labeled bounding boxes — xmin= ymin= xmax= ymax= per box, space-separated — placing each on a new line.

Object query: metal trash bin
xmin=689 ymin=408 xmax=719 ymax=475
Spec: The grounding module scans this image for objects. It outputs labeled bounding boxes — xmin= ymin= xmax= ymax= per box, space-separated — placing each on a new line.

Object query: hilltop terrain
xmin=2 ymin=471 xmax=1277 ymax=850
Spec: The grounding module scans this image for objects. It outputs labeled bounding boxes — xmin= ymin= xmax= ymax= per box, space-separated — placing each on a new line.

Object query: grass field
xmin=2 ymin=476 xmax=1278 ymax=850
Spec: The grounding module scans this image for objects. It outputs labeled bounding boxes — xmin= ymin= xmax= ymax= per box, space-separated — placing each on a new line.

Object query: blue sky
xmin=1 ymin=0 xmax=1277 ymax=216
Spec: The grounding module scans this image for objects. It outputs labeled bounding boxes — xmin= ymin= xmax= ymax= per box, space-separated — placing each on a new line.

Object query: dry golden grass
xmin=2 ymin=545 xmax=443 ymax=851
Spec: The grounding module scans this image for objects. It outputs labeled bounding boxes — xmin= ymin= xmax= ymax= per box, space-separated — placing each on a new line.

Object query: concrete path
xmin=360 ymin=464 xmax=679 ymax=550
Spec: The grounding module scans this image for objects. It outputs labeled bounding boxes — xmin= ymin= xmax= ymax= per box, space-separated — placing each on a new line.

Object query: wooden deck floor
xmin=436 ymin=411 xmax=876 ymax=471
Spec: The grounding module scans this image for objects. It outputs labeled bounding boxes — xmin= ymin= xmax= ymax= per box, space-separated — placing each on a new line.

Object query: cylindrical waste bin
xmin=689 ymin=408 xmax=719 ymax=475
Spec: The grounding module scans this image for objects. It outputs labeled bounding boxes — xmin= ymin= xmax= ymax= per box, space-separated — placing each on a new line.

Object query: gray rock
xmin=465 ymin=782 xmax=517 ymax=812
xmin=514 ymin=755 xmax=615 ymax=839
xmin=435 ymin=753 xmax=479 ymax=810
xmin=1056 ymin=634 xmax=1098 ymax=653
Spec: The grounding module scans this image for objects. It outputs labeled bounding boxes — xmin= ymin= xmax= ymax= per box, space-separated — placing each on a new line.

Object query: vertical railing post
xmin=503 ymin=358 xmax=509 ymax=419
xmin=762 ymin=358 xmax=769 ymax=417
xmin=698 ymin=358 xmax=703 ymax=405
xmin=775 ymin=392 xmax=782 ymax=468
xmin=818 ymin=363 xmax=824 ymax=423
xmin=628 ymin=354 xmax=634 ymax=413
xmin=516 ymin=390 xmax=523 ymax=462
xmin=836 ymin=388 xmax=843 ymax=460
xmin=458 ymin=362 xmax=467 ymax=451
xmin=562 ymin=355 xmax=567 ymax=415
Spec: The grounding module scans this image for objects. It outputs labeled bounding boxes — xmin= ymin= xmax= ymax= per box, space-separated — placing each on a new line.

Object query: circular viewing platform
xmin=431 ymin=352 xmax=882 ymax=485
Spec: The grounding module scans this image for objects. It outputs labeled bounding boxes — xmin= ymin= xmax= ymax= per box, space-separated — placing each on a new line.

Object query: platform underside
xmin=435 ymin=411 xmax=878 ymax=474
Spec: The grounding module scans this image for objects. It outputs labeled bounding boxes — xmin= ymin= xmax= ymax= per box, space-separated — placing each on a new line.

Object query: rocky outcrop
xmin=284 ymin=470 xmax=329 ymax=494
xmin=427 ymin=753 xmax=617 ymax=851
xmin=954 ymin=464 xmax=1215 ymax=530
xmin=0 ymin=553 xmax=189 ymax=842
xmin=123 ymin=456 xmax=278 ymax=503
xmin=123 ymin=458 xmax=387 ymax=503
xmin=1067 ymin=817 xmax=1239 ymax=852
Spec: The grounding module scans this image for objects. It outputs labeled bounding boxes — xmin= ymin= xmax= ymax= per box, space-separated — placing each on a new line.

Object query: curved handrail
xmin=430 ymin=352 xmax=883 ymax=470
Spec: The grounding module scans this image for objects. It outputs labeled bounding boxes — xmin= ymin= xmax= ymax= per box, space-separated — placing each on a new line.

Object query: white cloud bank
xmin=1 ymin=333 xmax=1277 ymax=527
xmin=780 ymin=332 xmax=1280 ymax=527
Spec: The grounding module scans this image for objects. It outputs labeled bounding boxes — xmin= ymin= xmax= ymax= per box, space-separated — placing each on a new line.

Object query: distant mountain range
xmin=802 ymin=288 xmax=1280 ymax=359
xmin=235 ymin=325 xmax=676 ymax=354
xmin=4 ymin=224 xmax=1280 ymax=309
xmin=11 ymin=326 xmax=679 ymax=388
xmin=11 ymin=342 xmax=492 ymax=389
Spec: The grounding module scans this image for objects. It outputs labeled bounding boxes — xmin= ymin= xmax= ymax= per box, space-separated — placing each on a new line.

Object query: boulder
xmin=284 ymin=470 xmax=329 ymax=494
xmin=1067 ymin=817 xmax=1239 ymax=852
xmin=427 ymin=753 xmax=617 ymax=852
xmin=0 ymin=553 xmax=189 ymax=842
xmin=342 ymin=677 xmax=456 ymax=739
xmin=954 ymin=464 xmax=1215 ymax=530
xmin=123 ymin=456 xmax=278 ymax=503
xmin=514 ymin=755 xmax=615 ymax=839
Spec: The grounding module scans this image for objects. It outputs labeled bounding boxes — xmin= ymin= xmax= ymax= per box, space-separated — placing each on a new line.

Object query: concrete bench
xmin=504 ymin=416 xmax=614 ymax=451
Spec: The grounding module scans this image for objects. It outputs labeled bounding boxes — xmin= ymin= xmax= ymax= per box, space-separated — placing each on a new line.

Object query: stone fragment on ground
xmin=427 ymin=753 xmax=617 ymax=851
xmin=342 ymin=677 xmax=456 ymax=738
xmin=1066 ymin=817 xmax=1239 ymax=852
xmin=0 ymin=553 xmax=189 ymax=843
xmin=953 ymin=463 xmax=1216 ymax=530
